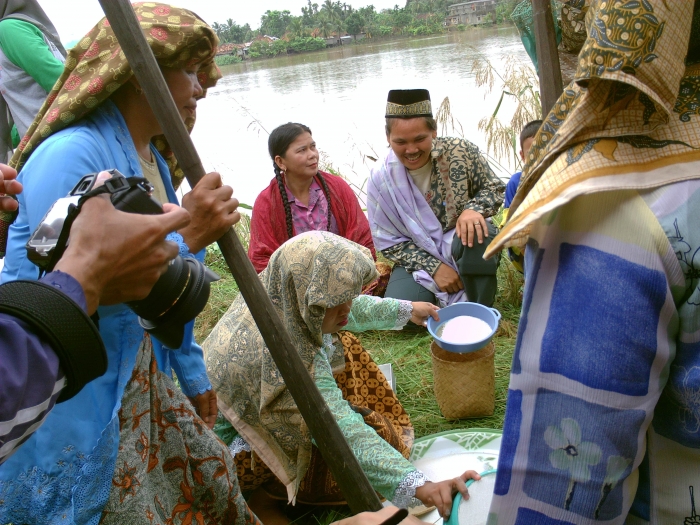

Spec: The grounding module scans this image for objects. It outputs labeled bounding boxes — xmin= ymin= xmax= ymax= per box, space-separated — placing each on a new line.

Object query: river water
xmin=191 ymin=26 xmax=530 ymax=207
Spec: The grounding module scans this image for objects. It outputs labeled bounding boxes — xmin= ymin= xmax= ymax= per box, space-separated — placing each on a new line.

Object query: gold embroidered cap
xmin=385 ymin=89 xmax=433 ymax=118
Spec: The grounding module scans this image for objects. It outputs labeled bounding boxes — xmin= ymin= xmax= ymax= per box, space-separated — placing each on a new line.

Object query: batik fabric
xmin=99 ymin=337 xmax=258 ymax=525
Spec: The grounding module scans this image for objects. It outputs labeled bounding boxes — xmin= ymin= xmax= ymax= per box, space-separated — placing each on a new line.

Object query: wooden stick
xmin=97 ymin=0 xmax=383 ymax=514
xmin=532 ymin=0 xmax=563 ymax=115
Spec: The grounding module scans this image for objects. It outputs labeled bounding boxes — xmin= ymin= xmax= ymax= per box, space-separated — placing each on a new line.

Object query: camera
xmin=26 ymin=169 xmax=219 ymax=348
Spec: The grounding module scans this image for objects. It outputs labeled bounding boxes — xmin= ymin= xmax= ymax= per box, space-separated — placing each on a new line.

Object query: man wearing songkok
xmin=367 ymin=89 xmax=505 ymax=309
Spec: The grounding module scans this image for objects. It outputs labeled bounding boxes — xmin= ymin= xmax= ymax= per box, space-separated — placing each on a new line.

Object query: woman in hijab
xmin=206 ymin=231 xmax=478 ymax=523
xmin=486 ymin=1 xmax=700 ymax=523
xmin=0 ymin=4 xmax=250 ymax=525
xmin=0 ymin=0 xmax=65 ymax=162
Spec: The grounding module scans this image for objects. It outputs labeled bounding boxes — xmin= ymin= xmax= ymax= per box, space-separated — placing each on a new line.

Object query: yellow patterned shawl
xmin=487 ymin=0 xmax=700 ymax=256
xmin=10 ymin=2 xmax=220 ymax=178
xmin=203 ymin=231 xmax=377 ymax=501
xmin=0 ymin=2 xmax=221 ymax=256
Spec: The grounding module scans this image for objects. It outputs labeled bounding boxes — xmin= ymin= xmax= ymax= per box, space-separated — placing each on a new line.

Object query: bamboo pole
xmin=97 ymin=0 xmax=383 ymax=514
xmin=532 ymin=0 xmax=563 ymax=115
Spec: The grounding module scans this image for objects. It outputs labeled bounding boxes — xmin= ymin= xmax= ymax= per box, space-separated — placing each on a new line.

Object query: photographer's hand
xmin=179 ymin=171 xmax=240 ymax=254
xmin=0 ymin=163 xmax=23 ymax=212
xmin=53 ymin=195 xmax=191 ymax=314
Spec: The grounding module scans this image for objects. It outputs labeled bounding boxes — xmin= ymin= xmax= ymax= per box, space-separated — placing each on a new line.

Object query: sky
xmin=38 ymin=0 xmax=404 ymax=45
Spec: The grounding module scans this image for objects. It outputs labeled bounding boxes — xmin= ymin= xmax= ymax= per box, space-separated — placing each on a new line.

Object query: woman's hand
xmin=414 ymin=470 xmax=481 ymax=519
xmin=180 ymin=171 xmax=240 ymax=253
xmin=410 ymin=302 xmax=440 ymax=326
xmin=189 ymin=389 xmax=218 ymax=429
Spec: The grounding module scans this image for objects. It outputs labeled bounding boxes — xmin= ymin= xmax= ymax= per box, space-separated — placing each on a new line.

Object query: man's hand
xmin=433 ymin=263 xmax=463 ymax=294
xmin=0 ymin=163 xmax=23 ymax=212
xmin=414 ymin=470 xmax=481 ymax=519
xmin=190 ymin=389 xmax=217 ymax=429
xmin=179 ymin=172 xmax=240 ymax=254
xmin=54 ymin=195 xmax=191 ymax=314
xmin=410 ymin=301 xmax=440 ymax=327
xmin=456 ymin=208 xmax=488 ymax=247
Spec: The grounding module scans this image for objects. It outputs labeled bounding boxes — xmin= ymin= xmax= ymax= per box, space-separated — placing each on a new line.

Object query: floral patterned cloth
xmin=488 ymin=180 xmax=700 ymax=525
xmin=373 ymin=137 xmax=504 ymax=276
xmin=487 ymin=1 xmax=700 ymax=523
xmin=100 ymin=338 xmax=259 ymax=525
xmin=0 ymin=1 xmax=221 ymax=255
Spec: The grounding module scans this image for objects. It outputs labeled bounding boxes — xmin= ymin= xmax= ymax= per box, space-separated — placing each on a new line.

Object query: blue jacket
xmin=0 ymin=100 xmax=211 ymax=525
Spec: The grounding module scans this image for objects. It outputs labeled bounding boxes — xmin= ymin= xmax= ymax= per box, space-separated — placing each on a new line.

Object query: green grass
xmin=196 ymin=237 xmax=523 ymax=438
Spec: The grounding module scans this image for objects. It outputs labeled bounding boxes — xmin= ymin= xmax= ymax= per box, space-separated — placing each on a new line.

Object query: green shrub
xmin=457 ymin=23 xmax=467 ymax=31
xmin=288 ymin=36 xmax=326 ymax=53
xmin=214 ymin=54 xmax=242 ymax=66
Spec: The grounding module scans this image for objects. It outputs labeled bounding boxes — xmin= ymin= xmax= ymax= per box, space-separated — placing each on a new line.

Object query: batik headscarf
xmin=0 ymin=2 xmax=222 ymax=254
xmin=487 ymin=0 xmax=700 ymax=257
xmin=204 ymin=231 xmax=378 ymax=501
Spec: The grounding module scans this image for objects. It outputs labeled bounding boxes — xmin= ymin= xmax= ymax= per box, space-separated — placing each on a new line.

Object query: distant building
xmin=445 ymin=0 xmax=497 ymax=27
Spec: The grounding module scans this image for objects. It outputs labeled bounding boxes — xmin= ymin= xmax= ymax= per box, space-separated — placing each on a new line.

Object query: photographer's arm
xmin=0 ymin=271 xmax=85 ymax=464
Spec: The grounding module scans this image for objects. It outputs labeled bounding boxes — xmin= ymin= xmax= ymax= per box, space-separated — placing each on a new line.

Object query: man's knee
xmin=452 ymin=223 xmax=500 ymax=276
xmin=384 ymin=266 xmax=437 ymax=304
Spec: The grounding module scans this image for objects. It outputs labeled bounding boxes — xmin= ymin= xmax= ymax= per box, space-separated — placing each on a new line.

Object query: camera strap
xmin=43 ymin=178 xmax=151 ymax=275
xmin=0 ymin=280 xmax=107 ymax=402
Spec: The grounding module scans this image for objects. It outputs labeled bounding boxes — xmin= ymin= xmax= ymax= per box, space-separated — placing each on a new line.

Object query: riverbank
xmin=214 ymin=22 xmax=516 ymax=66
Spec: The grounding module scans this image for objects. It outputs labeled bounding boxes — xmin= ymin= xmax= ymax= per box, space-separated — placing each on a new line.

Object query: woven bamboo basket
xmin=431 ymin=341 xmax=495 ymax=419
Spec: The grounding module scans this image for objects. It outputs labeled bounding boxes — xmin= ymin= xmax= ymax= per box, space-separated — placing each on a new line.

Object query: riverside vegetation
xmin=211 ymin=0 xmax=524 ymax=63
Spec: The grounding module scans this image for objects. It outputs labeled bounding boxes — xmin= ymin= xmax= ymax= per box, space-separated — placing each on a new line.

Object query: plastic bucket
xmin=427 ymin=302 xmax=501 ymax=353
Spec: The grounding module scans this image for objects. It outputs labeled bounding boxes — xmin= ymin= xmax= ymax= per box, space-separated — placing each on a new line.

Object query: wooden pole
xmin=532 ymin=0 xmax=563 ymax=115
xmin=98 ymin=0 xmax=383 ymax=514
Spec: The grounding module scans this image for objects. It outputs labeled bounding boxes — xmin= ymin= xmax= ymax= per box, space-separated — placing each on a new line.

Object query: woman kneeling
xmin=205 ymin=231 xmax=477 ymax=522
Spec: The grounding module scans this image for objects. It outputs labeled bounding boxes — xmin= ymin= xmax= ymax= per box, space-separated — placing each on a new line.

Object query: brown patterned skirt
xmin=100 ymin=338 xmax=259 ymax=525
xmin=232 ymin=331 xmax=414 ymax=505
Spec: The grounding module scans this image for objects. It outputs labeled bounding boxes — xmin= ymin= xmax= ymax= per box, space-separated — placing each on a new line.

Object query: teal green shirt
xmin=0 ymin=18 xmax=64 ymax=146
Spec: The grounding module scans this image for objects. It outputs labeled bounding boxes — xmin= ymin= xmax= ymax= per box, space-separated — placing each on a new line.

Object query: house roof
xmin=448 ymin=0 xmax=493 ymax=7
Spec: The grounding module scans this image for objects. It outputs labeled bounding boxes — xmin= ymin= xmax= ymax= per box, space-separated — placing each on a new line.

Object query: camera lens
xmin=128 ymin=257 xmax=219 ymax=348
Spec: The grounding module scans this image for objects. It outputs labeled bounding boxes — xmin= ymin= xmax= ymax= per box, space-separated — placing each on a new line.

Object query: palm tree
xmin=317 ymin=16 xmax=335 ymax=38
xmin=287 ymin=18 xmax=306 ymax=39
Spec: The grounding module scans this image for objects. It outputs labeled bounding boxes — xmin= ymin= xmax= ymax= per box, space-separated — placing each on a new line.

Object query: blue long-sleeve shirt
xmin=0 ymin=271 xmax=83 ymax=464
xmin=0 ymin=100 xmax=212 ymax=525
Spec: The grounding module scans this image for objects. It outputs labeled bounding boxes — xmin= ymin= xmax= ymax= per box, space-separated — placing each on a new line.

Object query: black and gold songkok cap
xmin=385 ymin=89 xmax=433 ymax=118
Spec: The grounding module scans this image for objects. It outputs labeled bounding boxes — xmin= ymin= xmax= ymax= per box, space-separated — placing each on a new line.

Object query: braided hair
xmin=268 ymin=122 xmax=332 ymax=240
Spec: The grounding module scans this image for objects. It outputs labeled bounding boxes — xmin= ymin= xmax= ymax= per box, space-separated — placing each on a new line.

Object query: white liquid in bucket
xmin=437 ymin=315 xmax=492 ymax=345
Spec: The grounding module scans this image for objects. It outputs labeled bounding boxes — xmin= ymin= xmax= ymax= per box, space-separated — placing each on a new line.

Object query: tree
xmin=317 ymin=16 xmax=335 ymax=38
xmin=287 ymin=17 xmax=307 ymax=38
xmin=345 ymin=12 xmax=365 ymax=38
xmin=260 ymin=10 xmax=292 ymax=38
